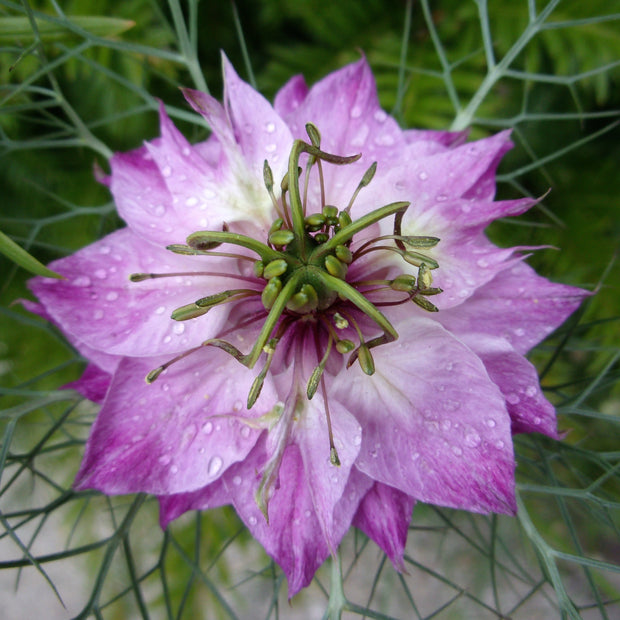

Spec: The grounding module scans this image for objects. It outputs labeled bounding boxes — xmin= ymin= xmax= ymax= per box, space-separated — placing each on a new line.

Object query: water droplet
xmin=375 ymin=133 xmax=394 ymax=146
xmin=374 ymin=109 xmax=387 ymax=122
xmin=353 ymin=434 xmax=362 ymax=446
xmin=465 ymin=432 xmax=481 ymax=447
xmin=418 ymin=171 xmax=428 ymax=181
xmin=304 ymin=510 xmax=311 ymax=518
xmin=163 ymin=335 xmax=172 ymax=344
xmin=452 ymin=446 xmax=463 ymax=456
xmin=495 ymin=440 xmax=505 ymax=449
xmin=72 ymin=275 xmax=91 ymax=287
xmin=265 ymin=143 xmax=276 ymax=153
xmin=533 ymin=416 xmax=542 ymax=425
xmin=153 ymin=204 xmax=165 ymax=217
xmin=350 ymin=105 xmax=362 ymax=119
xmin=240 ymin=426 xmax=251 ymax=439
xmin=158 ymin=454 xmax=171 ymax=465
xmin=173 ymin=323 xmax=185 ymax=335
xmin=161 ymin=383 xmax=170 ymax=392
xmin=461 ymin=204 xmax=471 ymax=213
xmin=436 ymin=193 xmax=448 ymax=201
xmin=93 ymin=310 xmax=104 ymax=320
xmin=506 ymin=393 xmax=520 ymax=405
xmin=514 ymin=327 xmax=525 ymax=337
xmin=208 ymin=456 xmax=223 ymax=477
xmin=233 ymin=400 xmax=243 ymax=412
xmin=131 ymin=434 xmax=143 ymax=443
xmin=202 ymin=421 xmax=213 ymax=434
xmin=106 ymin=291 xmax=119 ymax=301
xmin=442 ymin=420 xmax=452 ymax=430
xmin=486 ymin=418 xmax=496 ymax=428
xmin=99 ymin=245 xmax=111 ymax=254
xmin=525 ymin=386 xmax=537 ymax=397
xmin=476 ymin=258 xmax=489 ymax=268
xmin=248 ymin=516 xmax=257 ymax=525
xmin=232 ymin=475 xmax=242 ymax=486
xmin=185 ymin=196 xmax=198 ymax=207
xmin=155 ymin=306 xmax=166 ymax=315
xmin=445 ymin=362 xmax=454 ymax=371
xmin=161 ymin=165 xmax=172 ymax=177
xmin=170 ymin=464 xmax=179 ymax=474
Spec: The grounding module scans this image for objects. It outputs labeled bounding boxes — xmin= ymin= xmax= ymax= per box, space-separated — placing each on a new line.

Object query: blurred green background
xmin=1 ymin=1 xmax=619 ymax=618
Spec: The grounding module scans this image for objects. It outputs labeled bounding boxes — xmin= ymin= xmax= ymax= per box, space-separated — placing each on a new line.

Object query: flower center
xmin=130 ymin=123 xmax=443 ymax=468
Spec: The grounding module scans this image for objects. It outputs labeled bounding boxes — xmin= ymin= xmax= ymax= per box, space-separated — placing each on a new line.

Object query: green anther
xmin=418 ymin=262 xmax=433 ymax=289
xmin=129 ymin=273 xmax=152 ymax=282
xmin=305 ymin=123 xmax=321 ymax=147
xmin=402 ymin=251 xmax=439 ymax=270
xmin=412 ymin=295 xmax=438 ymax=312
xmin=357 ymin=344 xmax=375 ymax=375
xmin=166 ymin=244 xmax=212 ymax=255
xmin=330 ymin=446 xmax=341 ymax=466
xmin=391 ymin=274 xmax=417 ymax=292
xmin=269 ymin=218 xmax=284 ymax=234
xmin=268 ymin=229 xmax=295 ymax=247
xmin=323 ymin=205 xmax=338 ymax=219
xmin=263 ymin=159 xmax=274 ymax=190
xmin=145 ymin=366 xmax=165 ymax=384
xmin=402 ymin=235 xmax=440 ymax=249
xmin=171 ymin=303 xmax=210 ymax=321
xmin=334 ymin=245 xmax=353 ymax=264
xmin=360 ymin=161 xmax=377 ymax=187
xmin=305 ymin=213 xmax=326 ymax=231
xmin=195 ymin=291 xmax=236 ymax=308
xmin=286 ymin=283 xmax=319 ymax=313
xmin=261 ymin=277 xmax=282 ymax=309
xmin=306 ymin=364 xmax=324 ymax=399
xmin=254 ymin=260 xmax=264 ymax=278
xmin=422 ymin=287 xmax=443 ymax=296
xmin=263 ymin=258 xmax=288 ymax=279
xmin=333 ymin=313 xmax=348 ymax=329
xmin=336 ymin=339 xmax=355 ymax=354
xmin=315 ymin=233 xmax=329 ymax=244
xmin=338 ymin=211 xmax=352 ymax=228
xmin=325 ymin=255 xmax=348 ymax=279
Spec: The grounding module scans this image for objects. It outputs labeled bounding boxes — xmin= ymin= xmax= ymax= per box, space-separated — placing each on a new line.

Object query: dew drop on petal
xmin=73 ymin=276 xmax=91 ymax=287
xmin=476 ymin=258 xmax=489 ymax=268
xmin=353 ymin=434 xmax=362 ymax=446
xmin=232 ymin=475 xmax=242 ymax=486
xmin=418 ymin=171 xmax=428 ymax=181
xmin=208 ymin=456 xmax=223 ymax=477
xmin=248 ymin=516 xmax=257 ymax=525
xmin=304 ymin=509 xmax=312 ymax=518
xmin=350 ymin=105 xmax=362 ymax=119
xmin=525 ymin=386 xmax=537 ymax=397
xmin=265 ymin=121 xmax=276 ymax=133
xmin=374 ymin=109 xmax=387 ymax=122
xmin=533 ymin=416 xmax=542 ymax=425
xmin=495 ymin=440 xmax=505 ymax=449
xmin=99 ymin=245 xmax=111 ymax=255
xmin=153 ymin=205 xmax=166 ymax=217
xmin=265 ymin=143 xmax=277 ymax=153
xmin=452 ymin=446 xmax=463 ymax=456
xmin=506 ymin=393 xmax=520 ymax=405
xmin=233 ymin=400 xmax=243 ymax=412
xmin=173 ymin=323 xmax=185 ymax=335
xmin=161 ymin=165 xmax=172 ymax=177
xmin=240 ymin=425 xmax=251 ymax=439
xmin=202 ymin=421 xmax=213 ymax=435
xmin=106 ymin=291 xmax=119 ymax=301
xmin=185 ymin=196 xmax=198 ymax=207
xmin=155 ymin=306 xmax=166 ymax=315
xmin=465 ymin=432 xmax=481 ymax=447
xmin=93 ymin=310 xmax=104 ymax=320
xmin=486 ymin=418 xmax=496 ymax=428
xmin=158 ymin=454 xmax=171 ymax=466
xmin=163 ymin=335 xmax=172 ymax=344
xmin=170 ymin=464 xmax=179 ymax=474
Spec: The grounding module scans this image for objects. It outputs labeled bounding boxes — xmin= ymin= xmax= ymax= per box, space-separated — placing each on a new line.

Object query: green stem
xmin=186 ymin=230 xmax=282 ymax=263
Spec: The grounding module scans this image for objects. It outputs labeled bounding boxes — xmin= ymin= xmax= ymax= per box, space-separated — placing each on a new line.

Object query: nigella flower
xmin=28 ymin=55 xmax=587 ymax=595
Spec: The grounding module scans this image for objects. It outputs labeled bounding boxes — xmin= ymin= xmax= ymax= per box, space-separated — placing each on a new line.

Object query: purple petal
xmin=28 ymin=228 xmax=247 ymax=357
xmin=64 ymin=364 xmax=112 ymax=404
xmin=353 ymin=482 xmax=414 ymax=571
xmin=438 ymin=260 xmax=589 ymax=355
xmin=293 ymin=394 xmax=362 ymax=550
xmin=158 ymin=477 xmax=230 ymax=528
xmin=458 ymin=333 xmax=559 ymax=437
xmin=333 ymin=316 xmax=517 ymax=515
xmin=74 ymin=349 xmax=275 ymax=495
xmin=224 ymin=436 xmax=371 ymax=597
xmin=221 ymin=54 xmax=293 ymax=183
xmin=274 ymin=74 xmax=309 ymax=120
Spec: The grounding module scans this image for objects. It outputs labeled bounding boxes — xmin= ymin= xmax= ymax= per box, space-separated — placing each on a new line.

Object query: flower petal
xmin=458 ymin=333 xmax=559 ymax=437
xmin=353 ymin=481 xmax=414 ymax=571
xmin=438 ymin=260 xmax=589 ymax=354
xmin=333 ymin=316 xmax=517 ymax=514
xmin=74 ymin=349 xmax=275 ymax=495
xmin=28 ymin=228 xmax=250 ymax=357
xmin=64 ymin=364 xmax=112 ymax=404
xmin=274 ymin=74 xmax=309 ymax=119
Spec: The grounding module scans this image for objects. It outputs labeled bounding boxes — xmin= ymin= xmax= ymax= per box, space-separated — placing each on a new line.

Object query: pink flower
xmin=28 ymin=55 xmax=587 ymax=596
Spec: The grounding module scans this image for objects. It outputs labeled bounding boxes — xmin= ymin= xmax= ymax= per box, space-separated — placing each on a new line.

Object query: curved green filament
xmin=186 ymin=230 xmax=282 ymax=263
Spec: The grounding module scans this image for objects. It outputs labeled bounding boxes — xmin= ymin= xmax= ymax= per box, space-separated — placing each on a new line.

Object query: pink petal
xmin=458 ymin=334 xmax=559 ymax=437
xmin=353 ymin=482 xmax=414 ymax=571
xmin=158 ymin=477 xmax=230 ymax=528
xmin=28 ymin=228 xmax=248 ymax=357
xmin=333 ymin=316 xmax=517 ymax=514
xmin=293 ymin=393 xmax=362 ymax=550
xmin=74 ymin=349 xmax=275 ymax=495
xmin=438 ymin=260 xmax=589 ymax=355
xmin=64 ymin=364 xmax=112 ymax=404
xmin=274 ymin=74 xmax=309 ymax=120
